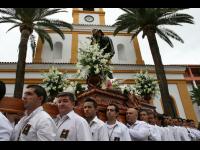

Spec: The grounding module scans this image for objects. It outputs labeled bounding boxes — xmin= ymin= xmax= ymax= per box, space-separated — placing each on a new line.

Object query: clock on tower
xmin=72 ymin=8 xmax=105 ymax=25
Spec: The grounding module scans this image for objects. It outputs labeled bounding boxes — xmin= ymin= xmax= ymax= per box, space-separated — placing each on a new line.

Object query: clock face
xmin=84 ymin=15 xmax=94 ymax=22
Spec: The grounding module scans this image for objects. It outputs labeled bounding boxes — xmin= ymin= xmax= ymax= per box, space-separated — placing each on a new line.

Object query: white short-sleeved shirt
xmin=175 ymin=126 xmax=191 ymax=141
xmin=89 ymin=116 xmax=109 ymax=141
xmin=148 ymin=124 xmax=161 ymax=141
xmin=13 ymin=106 xmax=57 ymax=141
xmin=127 ymin=120 xmax=150 ymax=141
xmin=187 ymin=127 xmax=200 ymax=141
xmin=103 ymin=120 xmax=131 ymax=141
xmin=55 ymin=110 xmax=92 ymax=141
xmin=0 ymin=112 xmax=13 ymax=141
xmin=190 ymin=128 xmax=200 ymax=141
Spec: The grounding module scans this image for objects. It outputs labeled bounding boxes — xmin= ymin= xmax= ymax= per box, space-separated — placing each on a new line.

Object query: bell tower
xmin=72 ymin=8 xmax=105 ymax=25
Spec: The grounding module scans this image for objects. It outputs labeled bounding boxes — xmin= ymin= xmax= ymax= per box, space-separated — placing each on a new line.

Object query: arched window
xmin=53 ymin=42 xmax=62 ymax=59
xmin=83 ymin=8 xmax=94 ymax=11
xmin=161 ymin=95 xmax=178 ymax=117
xmin=117 ymin=44 xmax=126 ymax=61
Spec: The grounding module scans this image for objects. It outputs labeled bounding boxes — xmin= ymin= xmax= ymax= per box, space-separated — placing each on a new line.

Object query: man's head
xmin=92 ymin=29 xmax=99 ymax=38
xmin=138 ymin=109 xmax=148 ymax=123
xmin=83 ymin=97 xmax=97 ymax=120
xmin=57 ymin=92 xmax=75 ymax=116
xmin=106 ymin=104 xmax=119 ymax=122
xmin=177 ymin=118 xmax=183 ymax=126
xmin=23 ymin=85 xmax=47 ymax=111
xmin=162 ymin=114 xmax=169 ymax=126
xmin=188 ymin=119 xmax=196 ymax=128
xmin=182 ymin=119 xmax=188 ymax=127
xmin=147 ymin=110 xmax=157 ymax=125
xmin=126 ymin=108 xmax=138 ymax=125
xmin=0 ymin=81 xmax=6 ymax=100
xmin=172 ymin=117 xmax=179 ymax=126
xmin=156 ymin=113 xmax=164 ymax=126
xmin=168 ymin=116 xmax=173 ymax=126
xmin=190 ymin=120 xmax=196 ymax=128
xmin=98 ymin=29 xmax=104 ymax=36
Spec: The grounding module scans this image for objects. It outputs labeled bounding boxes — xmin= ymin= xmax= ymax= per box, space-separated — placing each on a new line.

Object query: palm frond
xmin=36 ymin=21 xmax=65 ymax=39
xmin=158 ymin=27 xmax=184 ymax=43
xmin=130 ymin=28 xmax=142 ymax=41
xmin=6 ymin=24 xmax=20 ymax=33
xmin=0 ymin=8 xmax=16 ymax=17
xmin=34 ymin=27 xmax=53 ymax=50
xmin=156 ymin=28 xmax=174 ymax=47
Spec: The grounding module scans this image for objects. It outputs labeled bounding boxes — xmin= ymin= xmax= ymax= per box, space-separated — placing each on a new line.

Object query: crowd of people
xmin=0 ymin=81 xmax=200 ymax=141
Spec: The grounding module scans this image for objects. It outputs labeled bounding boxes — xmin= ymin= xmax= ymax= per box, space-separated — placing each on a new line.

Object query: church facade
xmin=0 ymin=8 xmax=199 ymax=124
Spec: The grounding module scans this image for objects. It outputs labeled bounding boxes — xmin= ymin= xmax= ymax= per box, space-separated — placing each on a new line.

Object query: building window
xmin=83 ymin=8 xmax=94 ymax=11
xmin=117 ymin=44 xmax=126 ymax=61
xmin=53 ymin=42 xmax=62 ymax=59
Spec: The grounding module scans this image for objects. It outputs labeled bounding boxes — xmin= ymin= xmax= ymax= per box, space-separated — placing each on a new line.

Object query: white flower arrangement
xmin=64 ymin=81 xmax=86 ymax=96
xmin=42 ymin=67 xmax=87 ymax=100
xmin=134 ymin=70 xmax=159 ymax=99
xmin=41 ymin=66 xmax=70 ymax=100
xmin=120 ymin=84 xmax=136 ymax=95
xmin=77 ymin=42 xmax=112 ymax=82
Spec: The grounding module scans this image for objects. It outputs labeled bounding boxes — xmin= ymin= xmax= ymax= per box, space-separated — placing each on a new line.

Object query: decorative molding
xmin=0 ymin=68 xmax=186 ymax=75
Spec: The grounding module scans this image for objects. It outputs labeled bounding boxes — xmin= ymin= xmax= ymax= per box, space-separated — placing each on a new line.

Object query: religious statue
xmin=90 ymin=29 xmax=115 ymax=79
xmin=91 ymin=29 xmax=115 ymax=60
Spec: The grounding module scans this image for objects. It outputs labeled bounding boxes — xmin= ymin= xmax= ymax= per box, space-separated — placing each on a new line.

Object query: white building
xmin=0 ymin=8 xmax=198 ymax=124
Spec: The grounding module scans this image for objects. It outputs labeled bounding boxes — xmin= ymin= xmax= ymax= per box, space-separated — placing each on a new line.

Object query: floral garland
xmin=76 ymin=42 xmax=112 ymax=83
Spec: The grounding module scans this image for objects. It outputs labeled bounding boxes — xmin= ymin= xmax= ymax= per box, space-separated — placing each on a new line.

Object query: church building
xmin=0 ymin=8 xmax=198 ymax=124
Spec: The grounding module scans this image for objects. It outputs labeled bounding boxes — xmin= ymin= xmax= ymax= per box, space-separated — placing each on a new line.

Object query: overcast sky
xmin=0 ymin=8 xmax=199 ymax=65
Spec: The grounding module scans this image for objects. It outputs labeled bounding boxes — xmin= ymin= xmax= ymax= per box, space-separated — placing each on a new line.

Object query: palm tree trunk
xmin=14 ymin=29 xmax=31 ymax=98
xmin=146 ymin=31 xmax=175 ymax=116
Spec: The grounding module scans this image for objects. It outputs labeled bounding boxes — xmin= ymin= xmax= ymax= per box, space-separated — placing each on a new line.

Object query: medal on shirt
xmin=22 ymin=124 xmax=31 ymax=135
xmin=60 ymin=129 xmax=69 ymax=139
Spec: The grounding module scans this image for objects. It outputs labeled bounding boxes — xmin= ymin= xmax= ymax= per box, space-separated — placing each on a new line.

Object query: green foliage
xmin=190 ymin=86 xmax=200 ymax=106
xmin=0 ymin=8 xmax=73 ymax=50
xmin=113 ymin=8 xmax=194 ymax=47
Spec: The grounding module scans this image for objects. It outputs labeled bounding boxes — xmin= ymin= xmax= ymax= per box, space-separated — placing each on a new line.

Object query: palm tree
xmin=191 ymin=86 xmax=200 ymax=106
xmin=0 ymin=8 xmax=73 ymax=98
xmin=113 ymin=8 xmax=194 ymax=116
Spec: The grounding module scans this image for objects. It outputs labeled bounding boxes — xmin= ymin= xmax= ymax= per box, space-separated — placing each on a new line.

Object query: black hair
xmin=57 ymin=92 xmax=75 ymax=102
xmin=26 ymin=85 xmax=47 ymax=104
xmin=98 ymin=29 xmax=104 ymax=36
xmin=107 ymin=103 xmax=119 ymax=113
xmin=84 ymin=97 xmax=97 ymax=108
xmin=0 ymin=81 xmax=6 ymax=100
xmin=138 ymin=109 xmax=148 ymax=120
xmin=147 ymin=110 xmax=157 ymax=118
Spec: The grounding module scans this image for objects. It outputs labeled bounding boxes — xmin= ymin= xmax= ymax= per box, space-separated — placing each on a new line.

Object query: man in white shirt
xmin=126 ymin=108 xmax=150 ymax=141
xmin=0 ymin=80 xmax=13 ymax=141
xmin=83 ymin=97 xmax=109 ymax=141
xmin=147 ymin=110 xmax=161 ymax=141
xmin=102 ymin=104 xmax=131 ymax=141
xmin=13 ymin=85 xmax=57 ymax=141
xmin=55 ymin=92 xmax=92 ymax=141
xmin=186 ymin=119 xmax=200 ymax=141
